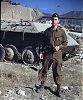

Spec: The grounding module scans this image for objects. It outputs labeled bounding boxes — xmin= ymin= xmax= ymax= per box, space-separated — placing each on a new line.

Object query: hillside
xmin=62 ymin=11 xmax=83 ymax=18
xmin=1 ymin=1 xmax=43 ymax=21
xmin=43 ymin=11 xmax=83 ymax=26
xmin=61 ymin=11 xmax=83 ymax=26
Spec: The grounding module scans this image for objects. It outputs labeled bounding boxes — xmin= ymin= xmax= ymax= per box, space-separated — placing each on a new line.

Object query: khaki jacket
xmin=42 ymin=26 xmax=67 ymax=63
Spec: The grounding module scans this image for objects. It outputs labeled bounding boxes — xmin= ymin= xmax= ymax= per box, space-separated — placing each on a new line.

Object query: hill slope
xmin=1 ymin=1 xmax=43 ymax=21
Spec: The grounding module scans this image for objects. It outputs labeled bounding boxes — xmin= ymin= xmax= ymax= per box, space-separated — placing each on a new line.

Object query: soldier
xmin=38 ymin=13 xmax=67 ymax=97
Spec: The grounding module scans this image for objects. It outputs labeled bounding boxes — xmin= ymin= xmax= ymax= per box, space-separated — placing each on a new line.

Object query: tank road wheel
xmin=22 ymin=47 xmax=35 ymax=65
xmin=0 ymin=44 xmax=5 ymax=61
xmin=5 ymin=44 xmax=21 ymax=62
xmin=35 ymin=46 xmax=40 ymax=57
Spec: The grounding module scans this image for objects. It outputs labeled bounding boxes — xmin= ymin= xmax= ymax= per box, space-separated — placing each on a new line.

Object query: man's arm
xmin=59 ymin=30 xmax=67 ymax=49
xmin=54 ymin=30 xmax=67 ymax=51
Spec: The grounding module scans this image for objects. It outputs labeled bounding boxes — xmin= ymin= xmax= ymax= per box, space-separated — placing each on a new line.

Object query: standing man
xmin=38 ymin=13 xmax=67 ymax=97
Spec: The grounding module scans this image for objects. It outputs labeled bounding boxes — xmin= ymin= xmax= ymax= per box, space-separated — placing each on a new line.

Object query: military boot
xmin=38 ymin=81 xmax=44 ymax=92
xmin=55 ymin=84 xmax=61 ymax=97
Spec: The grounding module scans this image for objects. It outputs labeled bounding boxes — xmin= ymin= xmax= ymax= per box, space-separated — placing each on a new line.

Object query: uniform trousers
xmin=38 ymin=53 xmax=62 ymax=85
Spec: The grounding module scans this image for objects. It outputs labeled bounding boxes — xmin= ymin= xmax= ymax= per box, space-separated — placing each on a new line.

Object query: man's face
xmin=52 ymin=17 xmax=59 ymax=27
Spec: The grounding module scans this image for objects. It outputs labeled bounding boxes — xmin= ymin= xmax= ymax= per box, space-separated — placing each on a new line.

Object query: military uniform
xmin=38 ymin=26 xmax=67 ymax=85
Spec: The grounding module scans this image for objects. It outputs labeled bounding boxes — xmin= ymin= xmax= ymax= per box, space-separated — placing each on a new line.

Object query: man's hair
xmin=52 ymin=13 xmax=59 ymax=19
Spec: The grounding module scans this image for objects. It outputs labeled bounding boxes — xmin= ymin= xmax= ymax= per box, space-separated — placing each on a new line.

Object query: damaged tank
xmin=1 ymin=19 xmax=51 ymax=64
xmin=0 ymin=1 xmax=79 ymax=65
xmin=0 ymin=1 xmax=50 ymax=64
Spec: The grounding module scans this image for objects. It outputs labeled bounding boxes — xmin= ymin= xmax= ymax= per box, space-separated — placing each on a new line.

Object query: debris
xmin=0 ymin=90 xmax=2 ymax=95
xmin=61 ymin=86 xmax=68 ymax=90
xmin=16 ymin=89 xmax=26 ymax=96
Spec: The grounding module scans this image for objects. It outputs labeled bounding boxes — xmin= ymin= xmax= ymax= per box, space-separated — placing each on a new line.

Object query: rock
xmin=61 ymin=86 xmax=68 ymax=90
xmin=16 ymin=89 xmax=26 ymax=96
xmin=68 ymin=86 xmax=73 ymax=90
xmin=0 ymin=90 xmax=2 ymax=95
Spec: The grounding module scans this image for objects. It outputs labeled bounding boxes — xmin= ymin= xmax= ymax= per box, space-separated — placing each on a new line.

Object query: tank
xmin=1 ymin=19 xmax=52 ymax=64
xmin=0 ymin=1 xmax=79 ymax=64
xmin=1 ymin=1 xmax=50 ymax=64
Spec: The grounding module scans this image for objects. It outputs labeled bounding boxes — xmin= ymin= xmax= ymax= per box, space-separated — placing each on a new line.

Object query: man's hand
xmin=40 ymin=53 xmax=43 ymax=60
xmin=55 ymin=46 xmax=60 ymax=51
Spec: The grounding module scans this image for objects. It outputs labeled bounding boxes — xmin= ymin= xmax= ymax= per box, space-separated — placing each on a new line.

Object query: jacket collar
xmin=50 ymin=26 xmax=59 ymax=32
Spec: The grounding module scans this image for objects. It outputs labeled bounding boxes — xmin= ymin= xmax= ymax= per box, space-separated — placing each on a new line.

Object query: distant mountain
xmin=43 ymin=11 xmax=83 ymax=18
xmin=62 ymin=11 xmax=83 ymax=18
xmin=42 ymin=11 xmax=83 ymax=26
xmin=61 ymin=11 xmax=83 ymax=26
xmin=43 ymin=12 xmax=52 ymax=17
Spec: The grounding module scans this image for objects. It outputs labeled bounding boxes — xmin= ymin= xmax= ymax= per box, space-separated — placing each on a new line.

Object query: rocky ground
xmin=0 ymin=55 xmax=83 ymax=100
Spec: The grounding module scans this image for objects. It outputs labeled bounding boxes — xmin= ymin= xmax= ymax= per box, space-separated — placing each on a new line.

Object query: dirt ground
xmin=0 ymin=55 xmax=83 ymax=100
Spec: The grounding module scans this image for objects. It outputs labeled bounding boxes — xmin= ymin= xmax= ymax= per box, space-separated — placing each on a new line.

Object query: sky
xmin=12 ymin=0 xmax=83 ymax=14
